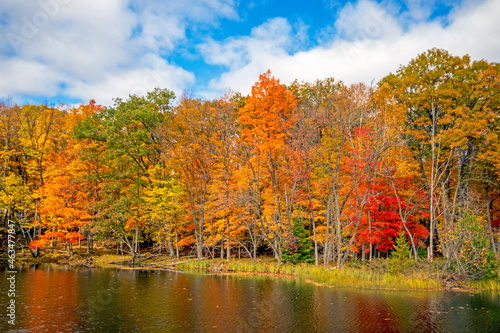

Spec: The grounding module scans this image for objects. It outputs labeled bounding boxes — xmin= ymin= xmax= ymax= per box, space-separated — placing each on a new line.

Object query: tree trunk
xmin=87 ymin=230 xmax=91 ymax=255
xmin=306 ymin=177 xmax=319 ymax=266
xmin=135 ymin=187 xmax=140 ymax=255
xmin=174 ymin=215 xmax=179 ymax=259
xmin=368 ymin=211 xmax=372 ymax=261
xmin=226 ymin=214 xmax=230 ymax=261
xmin=485 ymin=186 xmax=498 ymax=256
xmin=324 ymin=188 xmax=333 ymax=266
xmin=335 ymin=188 xmax=342 ymax=268
xmin=402 ymin=222 xmax=418 ymax=262
xmin=167 ymin=238 xmax=175 ymax=257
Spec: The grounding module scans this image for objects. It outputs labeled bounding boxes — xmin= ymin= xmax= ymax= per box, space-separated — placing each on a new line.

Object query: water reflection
xmin=1 ymin=265 xmax=499 ymax=332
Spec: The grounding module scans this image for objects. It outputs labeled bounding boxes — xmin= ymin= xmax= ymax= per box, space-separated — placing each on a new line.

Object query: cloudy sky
xmin=1 ymin=0 xmax=499 ymax=106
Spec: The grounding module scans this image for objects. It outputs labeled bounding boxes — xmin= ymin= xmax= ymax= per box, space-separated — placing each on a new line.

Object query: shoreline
xmin=6 ymin=251 xmax=499 ymax=292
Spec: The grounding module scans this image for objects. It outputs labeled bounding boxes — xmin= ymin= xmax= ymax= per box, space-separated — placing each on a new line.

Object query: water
xmin=1 ymin=264 xmax=499 ymax=332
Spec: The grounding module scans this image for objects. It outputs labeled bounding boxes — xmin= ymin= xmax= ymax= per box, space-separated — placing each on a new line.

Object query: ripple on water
xmin=0 ymin=266 xmax=499 ymax=332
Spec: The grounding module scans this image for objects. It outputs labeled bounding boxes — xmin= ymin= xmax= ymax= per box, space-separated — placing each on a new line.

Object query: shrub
xmin=281 ymin=221 xmax=314 ymax=264
xmin=388 ymin=231 xmax=412 ymax=275
xmin=454 ymin=212 xmax=498 ymax=280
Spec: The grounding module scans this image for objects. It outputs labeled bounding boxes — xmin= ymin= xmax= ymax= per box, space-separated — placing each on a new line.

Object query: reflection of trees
xmin=7 ymin=268 xmax=500 ymax=331
xmin=20 ymin=266 xmax=81 ymax=331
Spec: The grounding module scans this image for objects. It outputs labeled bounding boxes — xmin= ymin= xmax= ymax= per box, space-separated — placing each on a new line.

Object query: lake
xmin=1 ymin=264 xmax=499 ymax=332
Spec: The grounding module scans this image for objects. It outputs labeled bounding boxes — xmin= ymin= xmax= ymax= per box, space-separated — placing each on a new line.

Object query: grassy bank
xmin=177 ymin=257 xmax=500 ymax=291
xmin=8 ymin=248 xmax=500 ymax=291
xmin=177 ymin=258 xmax=443 ymax=290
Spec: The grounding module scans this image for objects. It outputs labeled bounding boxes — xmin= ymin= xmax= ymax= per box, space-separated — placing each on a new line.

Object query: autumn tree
xmin=207 ymin=96 xmax=240 ymax=260
xmin=381 ymin=48 xmax=500 ymax=260
xmin=237 ymin=70 xmax=297 ymax=262
xmin=143 ymin=167 xmax=185 ymax=258
xmin=287 ymin=78 xmax=341 ymax=265
xmin=75 ymin=89 xmax=175 ymax=258
xmin=160 ymin=96 xmax=219 ymax=258
xmin=0 ymin=102 xmax=66 ymax=257
xmin=32 ymin=101 xmax=105 ymax=256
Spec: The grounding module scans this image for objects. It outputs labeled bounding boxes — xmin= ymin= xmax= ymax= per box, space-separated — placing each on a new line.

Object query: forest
xmin=1 ymin=48 xmax=499 ymax=279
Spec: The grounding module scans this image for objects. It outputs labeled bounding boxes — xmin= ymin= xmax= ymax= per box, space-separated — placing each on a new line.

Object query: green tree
xmin=74 ymin=88 xmax=175 ymax=256
xmin=388 ymin=231 xmax=412 ymax=275
xmin=281 ymin=220 xmax=314 ymax=264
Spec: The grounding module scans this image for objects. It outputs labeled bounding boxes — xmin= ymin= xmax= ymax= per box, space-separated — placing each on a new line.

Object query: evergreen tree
xmin=388 ymin=231 xmax=412 ymax=275
xmin=281 ymin=220 xmax=314 ymax=264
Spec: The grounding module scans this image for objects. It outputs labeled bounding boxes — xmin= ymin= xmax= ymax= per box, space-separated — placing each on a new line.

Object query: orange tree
xmin=236 ymin=70 xmax=297 ymax=262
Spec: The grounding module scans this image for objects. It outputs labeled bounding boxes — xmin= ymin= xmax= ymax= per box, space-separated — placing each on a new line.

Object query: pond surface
xmin=1 ymin=264 xmax=499 ymax=332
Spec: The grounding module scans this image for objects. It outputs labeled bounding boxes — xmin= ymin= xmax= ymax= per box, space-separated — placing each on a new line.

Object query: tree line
xmin=1 ymin=48 xmax=499 ymax=276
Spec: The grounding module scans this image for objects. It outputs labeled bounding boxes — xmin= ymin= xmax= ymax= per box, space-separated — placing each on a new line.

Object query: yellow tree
xmin=162 ymin=97 xmax=217 ymax=258
xmin=142 ymin=165 xmax=185 ymax=258
xmin=381 ymin=48 xmax=500 ymax=260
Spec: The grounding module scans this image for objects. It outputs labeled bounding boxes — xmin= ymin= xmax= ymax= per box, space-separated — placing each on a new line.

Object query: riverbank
xmin=185 ymin=258 xmax=500 ymax=292
xmin=7 ymin=249 xmax=500 ymax=292
xmin=3 ymin=262 xmax=499 ymax=333
xmin=91 ymin=253 xmax=500 ymax=292
xmin=176 ymin=258 xmax=449 ymax=291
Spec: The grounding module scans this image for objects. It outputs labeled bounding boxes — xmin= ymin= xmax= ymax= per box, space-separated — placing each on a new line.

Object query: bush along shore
xmin=6 ymin=248 xmax=500 ymax=292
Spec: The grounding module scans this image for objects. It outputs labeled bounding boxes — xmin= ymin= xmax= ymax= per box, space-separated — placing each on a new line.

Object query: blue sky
xmin=1 ymin=0 xmax=499 ymax=107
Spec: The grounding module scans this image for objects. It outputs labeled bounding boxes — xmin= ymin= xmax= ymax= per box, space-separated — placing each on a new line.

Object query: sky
xmin=1 ymin=0 xmax=499 ymax=107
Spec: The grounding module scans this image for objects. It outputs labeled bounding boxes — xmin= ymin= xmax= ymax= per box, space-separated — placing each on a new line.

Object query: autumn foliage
xmin=1 ymin=49 xmax=499 ymax=273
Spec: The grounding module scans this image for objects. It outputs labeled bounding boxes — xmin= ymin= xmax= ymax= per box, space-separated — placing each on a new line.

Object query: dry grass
xmin=178 ymin=257 xmax=446 ymax=290
xmin=16 ymin=247 xmax=499 ymax=291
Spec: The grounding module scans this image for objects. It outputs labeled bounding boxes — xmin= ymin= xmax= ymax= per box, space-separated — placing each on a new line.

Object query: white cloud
xmin=442 ymin=0 xmax=500 ymax=60
xmin=334 ymin=0 xmax=402 ymax=41
xmin=2 ymin=0 xmax=499 ymax=105
xmin=197 ymin=17 xmax=303 ymax=97
xmin=65 ymin=54 xmax=195 ymax=104
xmin=401 ymin=0 xmax=435 ymax=21
xmin=199 ymin=18 xmax=292 ymax=68
xmin=0 ymin=58 xmax=66 ymax=96
xmin=0 ymin=0 xmax=236 ymax=105
xmin=200 ymin=0 xmax=500 ymax=98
